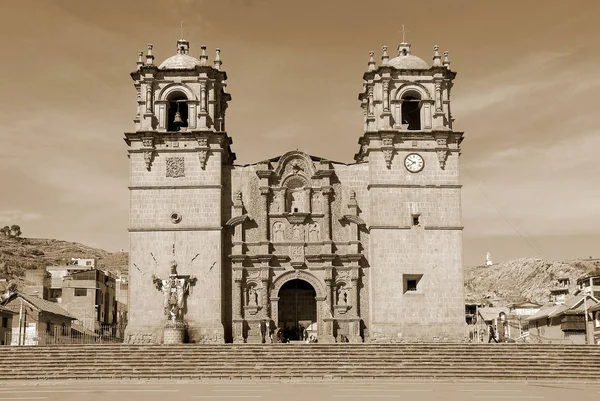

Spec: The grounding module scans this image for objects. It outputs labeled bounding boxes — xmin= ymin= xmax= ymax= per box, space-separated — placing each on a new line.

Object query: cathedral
xmin=124 ymin=37 xmax=466 ymax=344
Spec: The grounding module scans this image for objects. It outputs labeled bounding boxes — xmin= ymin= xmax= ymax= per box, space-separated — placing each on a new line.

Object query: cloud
xmin=0 ymin=210 xmax=43 ymax=224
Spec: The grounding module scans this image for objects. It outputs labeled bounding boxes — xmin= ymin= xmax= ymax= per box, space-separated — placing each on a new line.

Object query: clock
xmin=404 ymin=153 xmax=424 ymax=173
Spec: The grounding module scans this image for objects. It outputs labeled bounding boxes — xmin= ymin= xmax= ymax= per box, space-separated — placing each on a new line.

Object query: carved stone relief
xmin=308 ymin=222 xmax=320 ymax=242
xmin=312 ymin=193 xmax=322 ymax=213
xmin=166 ymin=157 xmax=185 ymax=178
xmin=272 ymin=222 xmax=284 ymax=242
xmin=290 ymin=244 xmax=305 ymax=265
xmin=292 ymin=224 xmax=303 ymax=241
xmin=198 ymin=150 xmax=208 ymax=169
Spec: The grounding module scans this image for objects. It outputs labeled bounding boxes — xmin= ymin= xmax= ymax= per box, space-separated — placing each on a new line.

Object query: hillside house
xmin=61 ymin=269 xmax=117 ymax=333
xmin=22 ymin=270 xmax=51 ymax=300
xmin=575 ymin=275 xmax=600 ymax=300
xmin=0 ymin=305 xmax=16 ymax=345
xmin=550 ymin=277 xmax=573 ymax=305
xmin=527 ymin=294 xmax=598 ymax=344
xmin=1 ymin=293 xmax=74 ymax=345
xmin=589 ymin=302 xmax=600 ymax=344
xmin=474 ymin=307 xmax=509 ymax=342
xmin=71 ymin=258 xmax=96 ymax=268
xmin=46 ymin=264 xmax=94 ymax=302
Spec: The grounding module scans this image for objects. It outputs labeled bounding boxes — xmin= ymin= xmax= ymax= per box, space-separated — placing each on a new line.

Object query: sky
xmin=0 ymin=0 xmax=598 ymax=266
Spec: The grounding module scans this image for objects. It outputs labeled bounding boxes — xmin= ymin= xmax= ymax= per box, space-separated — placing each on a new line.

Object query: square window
xmin=403 ymin=274 xmax=423 ymax=294
xmin=412 ymin=214 xmax=421 ymax=226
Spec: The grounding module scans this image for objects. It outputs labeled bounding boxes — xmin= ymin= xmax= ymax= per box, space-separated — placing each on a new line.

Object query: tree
xmin=1 ymin=226 xmax=9 ymax=236
xmin=10 ymin=225 xmax=21 ymax=238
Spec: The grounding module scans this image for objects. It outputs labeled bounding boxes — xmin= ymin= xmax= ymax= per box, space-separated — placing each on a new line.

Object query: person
xmin=488 ymin=325 xmax=498 ymax=343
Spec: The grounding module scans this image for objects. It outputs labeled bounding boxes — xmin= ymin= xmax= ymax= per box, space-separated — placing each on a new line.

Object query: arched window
xmin=401 ymin=94 xmax=421 ymax=130
xmin=167 ymin=92 xmax=189 ymax=131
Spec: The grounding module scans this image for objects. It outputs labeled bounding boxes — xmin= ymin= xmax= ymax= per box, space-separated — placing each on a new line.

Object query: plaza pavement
xmin=1 ymin=380 xmax=600 ymax=401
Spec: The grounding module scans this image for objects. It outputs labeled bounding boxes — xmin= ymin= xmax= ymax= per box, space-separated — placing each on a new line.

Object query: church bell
xmin=173 ymin=111 xmax=184 ymax=125
xmin=172 ymin=101 xmax=184 ymax=126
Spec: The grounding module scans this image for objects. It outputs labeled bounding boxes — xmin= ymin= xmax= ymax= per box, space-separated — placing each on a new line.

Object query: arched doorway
xmin=278 ymin=279 xmax=317 ymax=341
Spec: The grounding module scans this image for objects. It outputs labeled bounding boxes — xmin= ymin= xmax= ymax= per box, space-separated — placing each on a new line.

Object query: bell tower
xmin=124 ymin=38 xmax=234 ymax=343
xmin=356 ymin=41 xmax=466 ymax=341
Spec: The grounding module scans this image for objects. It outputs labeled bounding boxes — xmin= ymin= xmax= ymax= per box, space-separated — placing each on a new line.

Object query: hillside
xmin=1 ymin=236 xmax=599 ymax=307
xmin=465 ymin=257 xmax=600 ymax=306
xmin=0 ymin=236 xmax=127 ymax=285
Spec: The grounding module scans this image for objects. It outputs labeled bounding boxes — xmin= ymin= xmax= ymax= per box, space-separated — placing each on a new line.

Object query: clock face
xmin=404 ymin=153 xmax=424 ymax=173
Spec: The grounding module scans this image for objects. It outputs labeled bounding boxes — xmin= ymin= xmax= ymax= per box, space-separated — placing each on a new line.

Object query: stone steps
xmin=1 ymin=344 xmax=599 ymax=381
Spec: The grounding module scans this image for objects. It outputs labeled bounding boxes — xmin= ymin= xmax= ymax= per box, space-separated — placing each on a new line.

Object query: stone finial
xmin=368 ymin=51 xmax=376 ymax=71
xmin=381 ymin=45 xmax=389 ymax=64
xmin=443 ymin=51 xmax=450 ymax=68
xmin=146 ymin=44 xmax=154 ymax=65
xmin=349 ymin=189 xmax=356 ymax=201
xmin=433 ymin=45 xmax=441 ymax=66
xmin=200 ymin=45 xmax=208 ymax=65
xmin=137 ymin=51 xmax=144 ymax=69
xmin=214 ymin=48 xmax=222 ymax=70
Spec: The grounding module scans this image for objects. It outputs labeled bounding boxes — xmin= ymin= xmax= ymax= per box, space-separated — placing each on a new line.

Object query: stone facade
xmin=124 ymin=38 xmax=466 ymax=343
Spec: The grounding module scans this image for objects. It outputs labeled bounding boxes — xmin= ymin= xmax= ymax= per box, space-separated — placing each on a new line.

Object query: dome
xmin=159 ymin=54 xmax=201 ymax=69
xmin=387 ymin=54 xmax=429 ymax=70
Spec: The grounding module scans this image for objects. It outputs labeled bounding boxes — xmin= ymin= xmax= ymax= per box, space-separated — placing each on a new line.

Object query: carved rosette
xmin=166 ymin=157 xmax=185 ymax=178
xmin=197 ymin=136 xmax=209 ymax=170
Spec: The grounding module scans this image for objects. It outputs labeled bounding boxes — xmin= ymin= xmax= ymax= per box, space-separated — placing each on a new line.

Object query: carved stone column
xmin=232 ymin=270 xmax=244 ymax=343
xmin=349 ymin=268 xmax=362 ymax=343
xmin=270 ymin=297 xmax=279 ymax=326
xmin=435 ymin=81 xmax=443 ymax=112
xmin=260 ymin=266 xmax=270 ymax=319
xmin=145 ymin=84 xmax=153 ymax=114
xmin=259 ymin=187 xmax=270 ymax=243
xmin=321 ymin=268 xmax=336 ymax=343
xmin=256 ymin=166 xmax=272 ymax=255
xmin=322 ymin=187 xmax=332 ymax=241
xmin=350 ymin=268 xmax=359 ymax=315
xmin=382 ymin=80 xmax=390 ymax=112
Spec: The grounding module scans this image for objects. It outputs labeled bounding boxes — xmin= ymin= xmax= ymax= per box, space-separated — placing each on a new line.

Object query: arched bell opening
xmin=167 ymin=92 xmax=189 ymax=131
xmin=277 ymin=279 xmax=317 ymax=341
xmin=401 ymin=94 xmax=421 ymax=130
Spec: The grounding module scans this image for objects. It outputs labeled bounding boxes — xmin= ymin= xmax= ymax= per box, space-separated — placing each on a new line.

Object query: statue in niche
xmin=312 ymin=194 xmax=322 ymax=213
xmin=290 ymin=191 xmax=304 ymax=213
xmin=337 ymin=286 xmax=348 ymax=305
xmin=248 ymin=286 xmax=258 ymax=306
xmin=308 ymin=222 xmax=320 ymax=242
xmin=271 ymin=199 xmax=280 ymax=213
xmin=270 ymin=192 xmax=280 ymax=213
xmin=292 ymin=224 xmax=303 ymax=241
xmin=273 ymin=222 xmax=284 ymax=242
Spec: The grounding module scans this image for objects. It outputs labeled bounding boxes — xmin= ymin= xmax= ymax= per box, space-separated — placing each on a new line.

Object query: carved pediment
xmin=340 ymin=215 xmax=366 ymax=226
xmin=273 ymin=151 xmax=317 ymax=182
xmin=225 ymin=214 xmax=250 ymax=227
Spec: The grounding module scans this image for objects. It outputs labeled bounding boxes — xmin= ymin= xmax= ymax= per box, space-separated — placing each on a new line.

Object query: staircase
xmin=1 ymin=344 xmax=599 ymax=381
